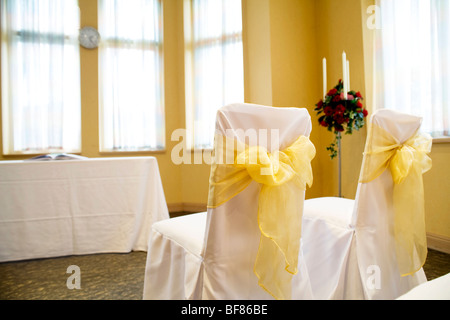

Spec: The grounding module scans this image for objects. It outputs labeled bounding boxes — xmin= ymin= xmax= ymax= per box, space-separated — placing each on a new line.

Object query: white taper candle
xmin=342 ymin=51 xmax=347 ymax=99
xmin=323 ymin=58 xmax=327 ymax=100
xmin=347 ymin=60 xmax=350 ymax=93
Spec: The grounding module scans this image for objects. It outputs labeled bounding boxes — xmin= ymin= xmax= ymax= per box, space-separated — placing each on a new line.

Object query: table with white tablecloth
xmin=0 ymin=157 xmax=169 ymax=262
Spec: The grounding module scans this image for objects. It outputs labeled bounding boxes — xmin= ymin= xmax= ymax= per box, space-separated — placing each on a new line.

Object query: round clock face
xmin=79 ymin=26 xmax=100 ymax=49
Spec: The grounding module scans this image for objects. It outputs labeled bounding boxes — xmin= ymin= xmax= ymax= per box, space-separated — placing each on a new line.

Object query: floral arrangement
xmin=314 ymin=80 xmax=368 ymax=159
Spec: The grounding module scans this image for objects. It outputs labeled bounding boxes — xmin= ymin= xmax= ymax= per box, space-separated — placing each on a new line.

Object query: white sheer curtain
xmin=185 ymin=0 xmax=244 ymax=149
xmin=375 ymin=0 xmax=450 ymax=137
xmin=98 ymin=0 xmax=164 ymax=152
xmin=1 ymin=0 xmax=81 ymax=154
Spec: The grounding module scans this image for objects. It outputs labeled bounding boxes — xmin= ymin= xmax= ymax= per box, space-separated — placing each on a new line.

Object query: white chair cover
xmin=302 ymin=109 xmax=429 ymax=300
xmin=397 ymin=272 xmax=450 ymax=300
xmin=143 ymin=103 xmax=314 ymax=299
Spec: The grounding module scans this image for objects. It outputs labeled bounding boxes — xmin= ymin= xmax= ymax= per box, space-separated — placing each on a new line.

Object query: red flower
xmin=315 ymin=80 xmax=367 ymax=160
xmin=324 ymin=106 xmax=333 ymax=116
xmin=333 ymin=95 xmax=341 ymax=102
xmin=328 ymin=88 xmax=338 ymax=96
xmin=334 ymin=113 xmax=345 ymax=124
xmin=316 ymin=100 xmax=323 ymax=110
xmin=335 ymin=104 xmax=346 ymax=114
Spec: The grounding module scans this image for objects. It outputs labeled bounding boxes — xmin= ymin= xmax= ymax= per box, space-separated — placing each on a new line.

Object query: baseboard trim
xmin=427 ymin=232 xmax=450 ymax=254
xmin=167 ymin=202 xmax=207 ymax=214
xmin=167 ymin=203 xmax=184 ymax=213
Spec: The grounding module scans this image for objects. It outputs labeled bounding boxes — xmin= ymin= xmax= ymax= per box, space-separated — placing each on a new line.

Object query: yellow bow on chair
xmin=360 ymin=124 xmax=432 ymax=277
xmin=207 ymin=133 xmax=316 ymax=300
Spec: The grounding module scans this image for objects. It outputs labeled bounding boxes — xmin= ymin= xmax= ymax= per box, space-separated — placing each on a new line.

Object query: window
xmin=1 ymin=0 xmax=81 ymax=154
xmin=184 ymin=0 xmax=244 ymax=149
xmin=98 ymin=0 xmax=165 ymax=152
xmin=375 ymin=0 xmax=450 ymax=138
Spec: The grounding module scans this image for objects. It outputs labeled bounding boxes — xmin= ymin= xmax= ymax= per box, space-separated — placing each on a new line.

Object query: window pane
xmin=99 ymin=0 xmax=165 ymax=151
xmin=1 ymin=0 xmax=81 ymax=154
xmin=186 ymin=0 xmax=244 ymax=149
xmin=377 ymin=0 xmax=450 ymax=137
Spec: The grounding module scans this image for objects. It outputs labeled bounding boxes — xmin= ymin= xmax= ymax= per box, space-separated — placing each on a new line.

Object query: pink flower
xmin=340 ymin=92 xmax=354 ymax=100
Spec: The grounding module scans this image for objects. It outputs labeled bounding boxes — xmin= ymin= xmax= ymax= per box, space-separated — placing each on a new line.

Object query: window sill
xmin=190 ymin=148 xmax=213 ymax=152
xmin=1 ymin=151 xmax=82 ymax=159
xmin=99 ymin=149 xmax=166 ymax=156
xmin=432 ymin=137 xmax=450 ymax=144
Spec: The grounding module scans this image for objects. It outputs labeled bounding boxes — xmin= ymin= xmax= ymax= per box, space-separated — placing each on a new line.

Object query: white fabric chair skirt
xmin=144 ymin=182 xmax=313 ymax=300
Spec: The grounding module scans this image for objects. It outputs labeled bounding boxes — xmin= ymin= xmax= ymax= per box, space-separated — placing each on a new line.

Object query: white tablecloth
xmin=0 ymin=157 xmax=169 ymax=262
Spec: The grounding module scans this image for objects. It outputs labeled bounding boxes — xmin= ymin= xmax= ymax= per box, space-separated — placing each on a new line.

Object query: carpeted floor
xmin=0 ymin=248 xmax=449 ymax=300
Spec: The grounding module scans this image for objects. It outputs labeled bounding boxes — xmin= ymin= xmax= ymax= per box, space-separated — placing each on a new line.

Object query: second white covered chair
xmin=143 ymin=103 xmax=316 ymax=300
xmin=301 ymin=108 xmax=432 ymax=299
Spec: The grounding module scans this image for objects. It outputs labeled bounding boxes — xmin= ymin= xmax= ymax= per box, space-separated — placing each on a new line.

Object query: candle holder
xmin=314 ymin=80 xmax=368 ymax=197
xmin=337 ymin=130 xmax=342 ymax=197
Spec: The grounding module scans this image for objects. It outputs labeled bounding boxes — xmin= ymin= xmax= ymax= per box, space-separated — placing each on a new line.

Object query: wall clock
xmin=79 ymin=26 xmax=100 ymax=49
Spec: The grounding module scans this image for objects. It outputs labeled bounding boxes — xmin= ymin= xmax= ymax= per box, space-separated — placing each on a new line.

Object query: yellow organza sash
xmin=207 ymin=133 xmax=316 ymax=300
xmin=360 ymin=123 xmax=432 ymax=277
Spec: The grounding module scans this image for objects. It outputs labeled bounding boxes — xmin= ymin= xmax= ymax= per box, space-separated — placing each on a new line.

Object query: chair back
xmin=351 ymin=108 xmax=426 ymax=299
xmin=352 ymin=109 xmax=422 ymax=226
xmin=201 ymin=103 xmax=312 ymax=299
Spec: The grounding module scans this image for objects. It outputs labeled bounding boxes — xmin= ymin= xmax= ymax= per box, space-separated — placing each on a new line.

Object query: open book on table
xmin=25 ymin=153 xmax=88 ymax=161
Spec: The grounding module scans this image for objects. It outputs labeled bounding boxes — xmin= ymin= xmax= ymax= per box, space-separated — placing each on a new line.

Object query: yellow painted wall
xmin=423 ymin=143 xmax=450 ymax=238
xmin=242 ymin=0 xmax=273 ymax=106
xmin=0 ymin=0 xmax=448 ymax=240
xmin=268 ymin=0 xmax=321 ymax=199
xmin=314 ymin=0 xmax=367 ymax=200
